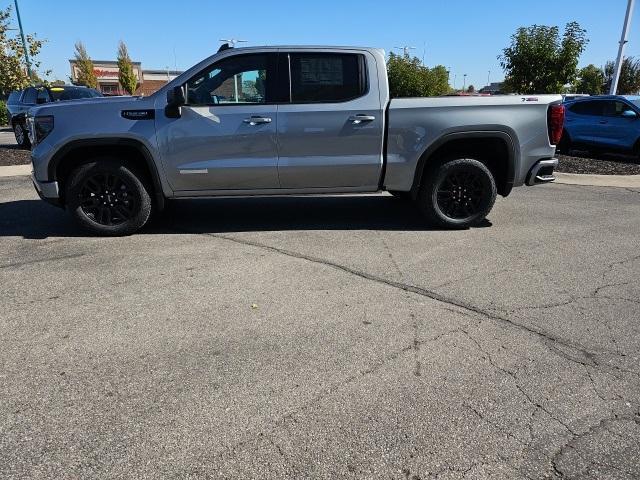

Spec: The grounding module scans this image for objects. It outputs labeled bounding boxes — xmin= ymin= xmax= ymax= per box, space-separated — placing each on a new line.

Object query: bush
xmin=0 ymin=100 xmax=8 ymax=126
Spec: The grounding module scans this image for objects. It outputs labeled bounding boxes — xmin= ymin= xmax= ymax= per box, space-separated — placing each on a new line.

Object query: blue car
xmin=561 ymin=95 xmax=640 ymax=155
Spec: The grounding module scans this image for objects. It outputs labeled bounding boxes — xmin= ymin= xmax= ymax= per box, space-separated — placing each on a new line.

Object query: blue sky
xmin=3 ymin=0 xmax=639 ymax=89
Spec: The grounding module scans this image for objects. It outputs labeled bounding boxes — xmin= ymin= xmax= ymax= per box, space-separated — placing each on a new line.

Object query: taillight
xmin=547 ymin=104 xmax=565 ymax=145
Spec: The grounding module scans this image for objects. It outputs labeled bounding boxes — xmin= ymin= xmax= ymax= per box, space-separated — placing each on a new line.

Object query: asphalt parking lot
xmin=1 ymin=176 xmax=639 ymax=479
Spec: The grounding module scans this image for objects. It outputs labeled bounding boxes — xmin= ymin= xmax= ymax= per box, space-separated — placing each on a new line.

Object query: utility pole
xmin=13 ymin=0 xmax=32 ymax=80
xmin=394 ymin=46 xmax=416 ymax=57
xmin=487 ymin=70 xmax=491 ymax=87
xmin=610 ymin=0 xmax=636 ymax=94
xmin=463 ymin=74 xmax=467 ymax=92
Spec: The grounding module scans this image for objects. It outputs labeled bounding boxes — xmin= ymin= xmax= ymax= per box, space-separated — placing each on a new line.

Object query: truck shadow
xmin=0 ymin=195 xmax=492 ymax=239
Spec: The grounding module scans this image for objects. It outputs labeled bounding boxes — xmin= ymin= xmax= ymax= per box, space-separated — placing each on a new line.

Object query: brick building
xmin=69 ymin=60 xmax=183 ymax=96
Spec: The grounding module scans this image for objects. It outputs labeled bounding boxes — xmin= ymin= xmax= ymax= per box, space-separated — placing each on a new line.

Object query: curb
xmin=555 ymin=172 xmax=640 ymax=188
xmin=0 ymin=164 xmax=31 ymax=177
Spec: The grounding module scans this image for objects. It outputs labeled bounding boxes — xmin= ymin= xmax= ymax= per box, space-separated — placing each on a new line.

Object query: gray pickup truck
xmin=28 ymin=45 xmax=564 ymax=235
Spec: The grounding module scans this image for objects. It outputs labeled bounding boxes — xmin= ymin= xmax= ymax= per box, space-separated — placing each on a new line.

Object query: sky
xmin=3 ymin=0 xmax=639 ymax=90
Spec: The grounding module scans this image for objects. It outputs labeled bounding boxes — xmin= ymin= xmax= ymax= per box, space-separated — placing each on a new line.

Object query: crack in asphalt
xmin=458 ymin=328 xmax=578 ymax=438
xmin=200 ymin=231 xmax=607 ymax=367
xmin=550 ymin=411 xmax=640 ymax=479
xmin=0 ymin=252 xmax=86 ymax=269
xmin=175 ymin=228 xmax=640 ymax=474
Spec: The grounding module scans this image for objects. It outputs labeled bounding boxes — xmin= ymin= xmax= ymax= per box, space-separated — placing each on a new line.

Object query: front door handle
xmin=243 ymin=116 xmax=272 ymax=125
xmin=599 ymin=120 xmax=608 ymax=124
xmin=348 ymin=114 xmax=376 ymax=124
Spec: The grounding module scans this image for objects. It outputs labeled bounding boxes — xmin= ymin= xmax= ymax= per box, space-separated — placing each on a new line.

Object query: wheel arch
xmin=49 ymin=138 xmax=165 ymax=211
xmin=410 ymin=131 xmax=517 ymax=198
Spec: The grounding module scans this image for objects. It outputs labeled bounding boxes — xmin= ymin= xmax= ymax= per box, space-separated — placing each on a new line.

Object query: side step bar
xmin=527 ymin=158 xmax=558 ymax=186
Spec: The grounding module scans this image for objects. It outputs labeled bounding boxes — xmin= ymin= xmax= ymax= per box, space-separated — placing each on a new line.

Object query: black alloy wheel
xmin=418 ymin=158 xmax=497 ymax=229
xmin=66 ymin=158 xmax=152 ymax=236
xmin=435 ymin=169 xmax=487 ymax=220
xmin=78 ymin=173 xmax=138 ymax=226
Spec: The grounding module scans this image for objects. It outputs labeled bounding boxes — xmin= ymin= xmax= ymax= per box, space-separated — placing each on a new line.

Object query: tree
xmin=499 ymin=22 xmax=588 ymax=94
xmin=117 ymin=41 xmax=138 ymax=95
xmin=387 ymin=52 xmax=450 ymax=97
xmin=467 ymin=85 xmax=475 ymax=93
xmin=574 ymin=64 xmax=604 ymax=94
xmin=73 ymin=41 xmax=97 ymax=88
xmin=0 ymin=6 xmax=48 ymax=97
xmin=604 ymin=57 xmax=640 ymax=94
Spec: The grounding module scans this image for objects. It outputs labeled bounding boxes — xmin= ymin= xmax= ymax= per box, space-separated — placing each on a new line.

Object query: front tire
xmin=13 ymin=122 xmax=31 ymax=149
xmin=65 ymin=159 xmax=152 ymax=236
xmin=418 ymin=158 xmax=496 ymax=229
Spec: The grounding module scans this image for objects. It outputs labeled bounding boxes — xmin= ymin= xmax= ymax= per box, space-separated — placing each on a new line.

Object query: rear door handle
xmin=243 ymin=116 xmax=272 ymax=125
xmin=348 ymin=114 xmax=376 ymax=124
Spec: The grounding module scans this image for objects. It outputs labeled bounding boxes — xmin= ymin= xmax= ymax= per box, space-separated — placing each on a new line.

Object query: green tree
xmin=0 ymin=100 xmax=8 ymax=125
xmin=575 ymin=64 xmax=604 ymax=94
xmin=117 ymin=41 xmax=138 ymax=95
xmin=604 ymin=57 xmax=640 ymax=94
xmin=387 ymin=53 xmax=450 ymax=97
xmin=73 ymin=41 xmax=97 ymax=88
xmin=467 ymin=85 xmax=475 ymax=93
xmin=499 ymin=21 xmax=588 ymax=94
xmin=0 ymin=6 xmax=48 ymax=97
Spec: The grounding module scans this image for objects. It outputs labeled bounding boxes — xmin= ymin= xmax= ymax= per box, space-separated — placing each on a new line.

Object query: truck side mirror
xmin=165 ymin=86 xmax=185 ymax=118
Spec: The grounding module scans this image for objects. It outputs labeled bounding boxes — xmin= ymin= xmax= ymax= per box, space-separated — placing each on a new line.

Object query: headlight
xmin=32 ymin=115 xmax=54 ymax=146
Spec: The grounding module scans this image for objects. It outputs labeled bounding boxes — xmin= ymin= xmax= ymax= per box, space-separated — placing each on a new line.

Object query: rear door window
xmin=569 ymin=101 xmax=603 ymax=116
xmin=289 ymin=53 xmax=366 ymax=103
xmin=22 ymin=88 xmax=37 ymax=104
xmin=36 ymin=88 xmax=50 ymax=103
xmin=7 ymin=91 xmax=22 ymax=104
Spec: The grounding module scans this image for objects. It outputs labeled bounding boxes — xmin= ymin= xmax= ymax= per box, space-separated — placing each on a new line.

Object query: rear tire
xmin=418 ymin=158 xmax=496 ymax=229
xmin=65 ymin=158 xmax=152 ymax=236
xmin=13 ymin=122 xmax=31 ymax=149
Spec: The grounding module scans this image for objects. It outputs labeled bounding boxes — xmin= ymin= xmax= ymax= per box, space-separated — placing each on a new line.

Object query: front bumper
xmin=526 ymin=158 xmax=558 ymax=186
xmin=31 ymin=172 xmax=62 ymax=208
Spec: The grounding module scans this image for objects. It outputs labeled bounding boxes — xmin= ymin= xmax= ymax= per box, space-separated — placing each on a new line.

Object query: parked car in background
xmin=560 ymin=95 xmax=640 ymax=155
xmin=7 ymin=85 xmax=102 ymax=148
xmin=561 ymin=94 xmax=589 ymax=102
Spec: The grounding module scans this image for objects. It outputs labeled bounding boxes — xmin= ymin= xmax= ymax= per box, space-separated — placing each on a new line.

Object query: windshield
xmin=631 ymin=100 xmax=640 ymax=109
xmin=49 ymin=87 xmax=103 ymax=101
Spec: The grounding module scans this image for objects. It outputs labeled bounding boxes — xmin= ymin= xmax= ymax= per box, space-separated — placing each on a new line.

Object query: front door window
xmin=186 ymin=54 xmax=269 ymax=106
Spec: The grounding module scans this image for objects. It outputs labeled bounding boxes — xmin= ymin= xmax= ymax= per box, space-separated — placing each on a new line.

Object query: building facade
xmin=69 ymin=60 xmax=183 ymax=96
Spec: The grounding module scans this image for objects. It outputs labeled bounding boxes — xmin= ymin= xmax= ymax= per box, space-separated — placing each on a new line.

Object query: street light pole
xmin=463 ymin=74 xmax=467 ymax=92
xmin=610 ymin=0 xmax=636 ymax=94
xmin=13 ymin=0 xmax=32 ymax=80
